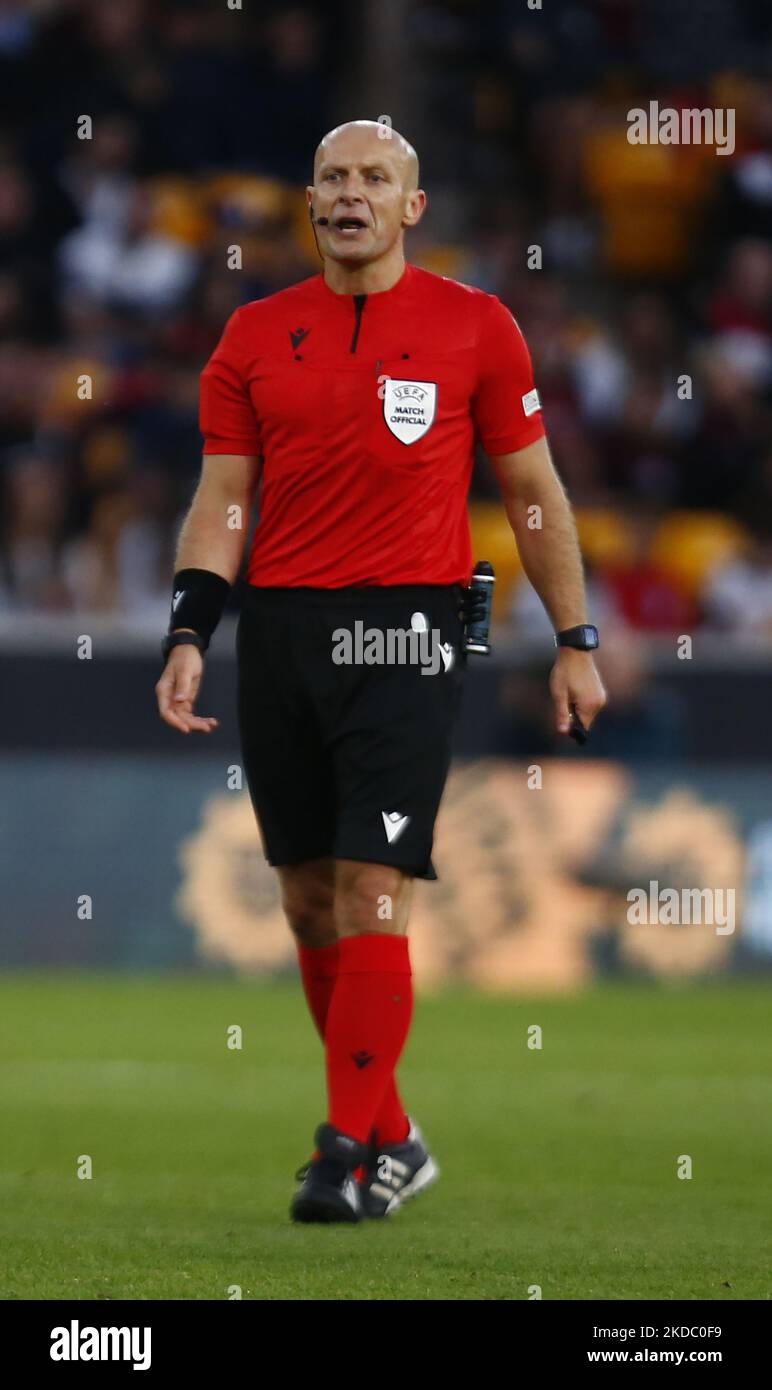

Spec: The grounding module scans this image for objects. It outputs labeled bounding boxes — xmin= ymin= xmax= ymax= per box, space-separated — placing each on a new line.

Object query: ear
xmin=401 ymin=188 xmax=427 ymax=229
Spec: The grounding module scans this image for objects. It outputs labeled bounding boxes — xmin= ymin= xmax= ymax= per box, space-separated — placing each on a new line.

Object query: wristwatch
xmin=554 ymin=624 xmax=599 ymax=651
xmin=161 ymin=630 xmax=208 ymax=662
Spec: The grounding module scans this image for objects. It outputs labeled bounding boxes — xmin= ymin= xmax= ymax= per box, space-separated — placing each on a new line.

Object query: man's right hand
xmin=155 ymin=634 xmax=219 ymax=735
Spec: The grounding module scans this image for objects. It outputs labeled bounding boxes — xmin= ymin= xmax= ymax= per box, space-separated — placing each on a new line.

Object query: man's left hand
xmin=549 ymin=648 xmax=607 ymax=738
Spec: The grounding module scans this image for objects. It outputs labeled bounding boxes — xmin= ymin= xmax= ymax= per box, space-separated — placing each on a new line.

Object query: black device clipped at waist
xmin=461 ymin=561 xmax=496 ymax=655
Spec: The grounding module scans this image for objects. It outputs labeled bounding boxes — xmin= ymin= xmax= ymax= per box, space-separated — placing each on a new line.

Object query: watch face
xmin=559 ymin=625 xmax=598 ymax=649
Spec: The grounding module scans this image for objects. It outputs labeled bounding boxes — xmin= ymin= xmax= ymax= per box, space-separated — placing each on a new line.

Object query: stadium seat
xmin=414 ymin=245 xmax=468 ymax=279
xmin=584 ymin=127 xmax=715 ymax=277
xmin=148 ymin=177 xmax=210 ymax=247
xmin=574 ymin=508 xmax=635 ymax=568
xmin=206 ymin=174 xmax=290 ymax=226
xmin=650 ymin=512 xmax=749 ymax=597
xmin=469 ymin=502 xmax=523 ymax=616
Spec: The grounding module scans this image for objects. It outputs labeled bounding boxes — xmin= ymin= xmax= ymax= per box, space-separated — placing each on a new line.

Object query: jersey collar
xmin=317 ymin=261 xmax=414 ymax=303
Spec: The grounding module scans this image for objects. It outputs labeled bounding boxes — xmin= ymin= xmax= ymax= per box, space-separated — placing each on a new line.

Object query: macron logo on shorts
xmin=382 ymin=811 xmax=410 ymax=844
xmin=172 ymin=590 xmax=184 ymax=611
xmin=439 ymin=641 xmax=454 ymax=672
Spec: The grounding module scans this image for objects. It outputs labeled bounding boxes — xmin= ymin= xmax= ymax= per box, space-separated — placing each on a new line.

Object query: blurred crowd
xmin=2 ymin=0 xmax=772 ymax=648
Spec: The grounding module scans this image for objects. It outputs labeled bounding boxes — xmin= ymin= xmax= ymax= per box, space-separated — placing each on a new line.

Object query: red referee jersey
xmin=200 ymin=262 xmax=545 ymax=587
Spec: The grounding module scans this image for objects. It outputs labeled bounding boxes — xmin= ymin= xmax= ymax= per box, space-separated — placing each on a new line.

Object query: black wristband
xmin=161 ymin=631 xmax=207 ymax=664
xmin=168 ymin=568 xmax=231 ymax=647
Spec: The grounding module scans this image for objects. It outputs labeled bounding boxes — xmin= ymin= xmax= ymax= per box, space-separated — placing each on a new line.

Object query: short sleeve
xmin=472 ymin=295 xmax=546 ymax=456
xmin=199 ymin=308 xmax=261 ymax=455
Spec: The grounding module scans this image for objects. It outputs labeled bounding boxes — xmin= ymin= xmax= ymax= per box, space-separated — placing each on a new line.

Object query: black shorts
xmin=236 ymin=583 xmax=467 ymax=880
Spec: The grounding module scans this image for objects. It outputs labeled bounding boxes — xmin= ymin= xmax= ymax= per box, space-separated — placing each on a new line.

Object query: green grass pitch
xmin=0 ymin=973 xmax=769 ymax=1300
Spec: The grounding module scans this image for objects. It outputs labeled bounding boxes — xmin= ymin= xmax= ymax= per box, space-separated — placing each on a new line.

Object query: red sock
xmin=372 ymin=1084 xmax=411 ymax=1148
xmin=324 ymin=934 xmax=413 ymax=1144
xmin=297 ymin=941 xmax=339 ymax=1039
xmin=297 ymin=940 xmax=410 ymax=1150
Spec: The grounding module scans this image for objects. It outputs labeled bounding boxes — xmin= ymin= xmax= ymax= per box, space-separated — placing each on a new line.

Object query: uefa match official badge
xmin=383 ymin=377 xmax=437 ymax=444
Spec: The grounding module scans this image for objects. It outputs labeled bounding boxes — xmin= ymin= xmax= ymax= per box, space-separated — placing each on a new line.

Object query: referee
xmin=156 ymin=120 xmax=606 ymax=1224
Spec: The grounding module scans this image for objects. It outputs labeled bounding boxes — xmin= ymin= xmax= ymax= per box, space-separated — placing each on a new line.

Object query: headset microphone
xmin=309 ymin=205 xmax=328 ymax=263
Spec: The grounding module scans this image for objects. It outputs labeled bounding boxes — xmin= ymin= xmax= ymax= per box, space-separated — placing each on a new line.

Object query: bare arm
xmin=491 ymin=436 xmax=586 ymax=628
xmin=489 ymin=435 xmax=607 ymax=735
xmin=174 ymin=452 xmax=261 ymax=581
xmin=156 ymin=453 xmax=260 ymax=735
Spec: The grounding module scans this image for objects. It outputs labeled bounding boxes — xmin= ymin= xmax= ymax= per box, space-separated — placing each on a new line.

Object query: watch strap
xmin=554 ymin=624 xmax=599 ymax=650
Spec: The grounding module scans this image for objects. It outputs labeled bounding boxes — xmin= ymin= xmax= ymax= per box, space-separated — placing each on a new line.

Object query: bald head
xmin=314 ymin=120 xmax=419 ymax=191
xmin=307 ymin=119 xmax=426 ymax=281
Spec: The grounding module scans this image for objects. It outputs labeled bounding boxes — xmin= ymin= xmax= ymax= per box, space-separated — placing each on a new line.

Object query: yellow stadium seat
xmin=575 ymin=508 xmax=634 ymax=568
xmin=469 ymin=502 xmax=523 ymax=616
xmin=584 ymin=126 xmax=715 ymax=276
xmin=206 ymin=174 xmax=290 ymax=223
xmin=413 ymin=245 xmax=468 ymax=279
xmin=147 ymin=177 xmax=211 ymax=247
xmin=650 ymin=512 xmax=748 ymax=597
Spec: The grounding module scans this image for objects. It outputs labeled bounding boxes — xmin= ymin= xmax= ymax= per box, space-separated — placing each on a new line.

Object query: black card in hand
xmin=569 ymin=705 xmax=588 ymax=745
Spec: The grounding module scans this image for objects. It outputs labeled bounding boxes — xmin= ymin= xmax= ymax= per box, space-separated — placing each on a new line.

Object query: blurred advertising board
xmin=4 ymin=756 xmax=772 ymax=989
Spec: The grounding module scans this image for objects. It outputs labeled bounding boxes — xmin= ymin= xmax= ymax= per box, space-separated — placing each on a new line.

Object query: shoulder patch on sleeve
xmin=522 ymin=388 xmax=541 ymax=417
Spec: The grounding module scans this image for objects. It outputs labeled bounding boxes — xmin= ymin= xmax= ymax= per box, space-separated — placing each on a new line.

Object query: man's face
xmin=307 ymin=128 xmax=425 ymax=265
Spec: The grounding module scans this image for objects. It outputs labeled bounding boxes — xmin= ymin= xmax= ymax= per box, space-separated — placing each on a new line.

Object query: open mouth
xmin=332 ymin=215 xmax=370 ymax=236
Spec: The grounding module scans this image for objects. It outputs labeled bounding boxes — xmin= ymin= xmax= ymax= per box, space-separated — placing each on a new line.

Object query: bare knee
xmin=335 ymin=860 xmax=413 ymax=937
xmin=278 ymin=860 xmax=336 ymax=947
